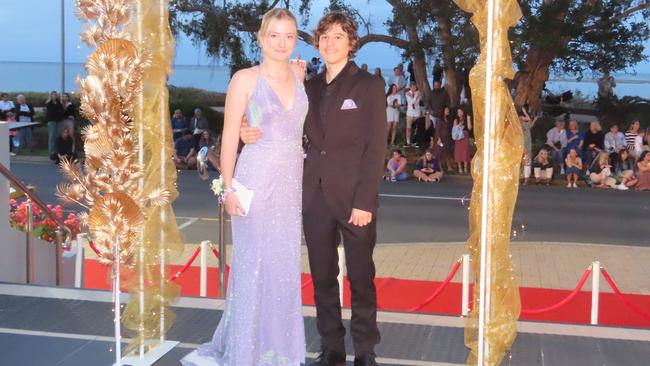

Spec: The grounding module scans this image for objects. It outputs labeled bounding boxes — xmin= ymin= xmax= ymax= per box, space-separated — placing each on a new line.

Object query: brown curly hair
xmin=313 ymin=12 xmax=360 ymax=57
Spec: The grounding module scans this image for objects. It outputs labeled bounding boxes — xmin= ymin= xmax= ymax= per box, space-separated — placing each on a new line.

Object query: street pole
xmin=61 ymin=0 xmax=66 ymax=95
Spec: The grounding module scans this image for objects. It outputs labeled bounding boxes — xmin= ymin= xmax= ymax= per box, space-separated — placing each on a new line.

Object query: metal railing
xmin=197 ymin=149 xmax=227 ymax=299
xmin=0 ymin=162 xmax=72 ymax=285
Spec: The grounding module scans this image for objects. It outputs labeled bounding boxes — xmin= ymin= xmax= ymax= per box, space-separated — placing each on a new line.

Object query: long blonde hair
xmin=258 ymin=8 xmax=298 ymax=41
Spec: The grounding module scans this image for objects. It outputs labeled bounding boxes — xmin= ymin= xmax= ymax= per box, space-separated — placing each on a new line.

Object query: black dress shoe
xmin=354 ymin=354 xmax=377 ymax=366
xmin=308 ymin=349 xmax=346 ymax=366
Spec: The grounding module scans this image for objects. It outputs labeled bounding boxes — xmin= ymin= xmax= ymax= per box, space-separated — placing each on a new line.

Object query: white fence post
xmin=462 ymin=254 xmax=470 ymax=317
xmin=591 ymin=260 xmax=601 ymax=325
xmin=200 ymin=241 xmax=209 ymax=297
xmin=74 ymin=233 xmax=86 ymax=288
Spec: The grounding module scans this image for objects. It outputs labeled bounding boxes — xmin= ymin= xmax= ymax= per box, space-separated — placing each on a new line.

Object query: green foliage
xmin=512 ymin=0 xmax=650 ymax=77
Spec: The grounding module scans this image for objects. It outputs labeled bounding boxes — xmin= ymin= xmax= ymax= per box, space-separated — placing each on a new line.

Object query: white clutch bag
xmin=232 ymin=178 xmax=254 ymax=216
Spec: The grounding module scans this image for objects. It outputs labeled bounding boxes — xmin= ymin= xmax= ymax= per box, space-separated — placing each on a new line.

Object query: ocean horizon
xmin=2 ymin=61 xmax=649 ymax=100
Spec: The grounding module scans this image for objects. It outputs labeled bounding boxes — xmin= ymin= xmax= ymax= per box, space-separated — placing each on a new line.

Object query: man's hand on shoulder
xmin=240 ymin=119 xmax=262 ymax=144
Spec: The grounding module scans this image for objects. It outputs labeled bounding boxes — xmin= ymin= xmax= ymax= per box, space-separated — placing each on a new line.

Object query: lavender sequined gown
xmin=182 ymin=72 xmax=308 ymax=366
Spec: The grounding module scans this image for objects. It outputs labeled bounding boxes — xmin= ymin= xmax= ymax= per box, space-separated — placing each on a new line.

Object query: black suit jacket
xmin=303 ymin=62 xmax=388 ymax=220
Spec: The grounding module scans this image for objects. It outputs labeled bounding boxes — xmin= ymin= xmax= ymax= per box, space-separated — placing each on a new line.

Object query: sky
xmin=1 ymin=0 xmax=650 ymax=75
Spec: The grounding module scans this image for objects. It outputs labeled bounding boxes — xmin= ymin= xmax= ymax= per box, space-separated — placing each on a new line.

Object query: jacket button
xmin=320 ymin=150 xmax=327 ymax=156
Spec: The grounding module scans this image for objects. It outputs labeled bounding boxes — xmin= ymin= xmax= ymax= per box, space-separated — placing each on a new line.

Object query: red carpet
xmin=84 ymin=259 xmax=650 ymax=328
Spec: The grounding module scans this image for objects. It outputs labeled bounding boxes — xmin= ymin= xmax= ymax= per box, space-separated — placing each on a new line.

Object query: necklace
xmin=262 ymin=65 xmax=290 ymax=83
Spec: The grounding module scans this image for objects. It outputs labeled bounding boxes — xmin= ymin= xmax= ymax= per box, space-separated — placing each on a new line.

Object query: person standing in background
xmin=46 ymin=91 xmax=64 ymax=155
xmin=61 ymin=93 xmax=76 ymax=134
xmin=404 ymin=81 xmax=421 ymax=146
xmin=15 ymin=94 xmax=35 ymax=152
xmin=432 ymin=58 xmax=443 ymax=83
xmin=0 ymin=93 xmax=16 ymax=121
xmin=386 ymin=84 xmax=401 ymax=146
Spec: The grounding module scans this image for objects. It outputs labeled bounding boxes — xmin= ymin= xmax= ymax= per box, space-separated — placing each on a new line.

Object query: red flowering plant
xmin=9 ymin=199 xmax=82 ymax=244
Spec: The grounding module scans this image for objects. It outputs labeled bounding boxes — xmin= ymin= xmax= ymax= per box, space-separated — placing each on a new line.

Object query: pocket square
xmin=340 ymin=99 xmax=358 ymax=110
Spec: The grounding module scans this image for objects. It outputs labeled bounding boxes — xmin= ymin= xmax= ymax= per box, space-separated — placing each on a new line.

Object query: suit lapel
xmin=323 ymin=63 xmax=358 ymax=143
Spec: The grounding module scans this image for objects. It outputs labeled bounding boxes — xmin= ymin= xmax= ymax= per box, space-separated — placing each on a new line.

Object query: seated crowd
xmin=531 ymin=119 xmax=649 ymax=191
xmin=171 ymin=108 xmax=220 ymax=171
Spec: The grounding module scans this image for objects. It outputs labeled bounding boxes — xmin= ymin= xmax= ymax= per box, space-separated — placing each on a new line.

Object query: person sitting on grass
xmin=174 ymin=130 xmax=197 ymax=170
xmin=386 ymin=149 xmax=409 ymax=182
xmin=614 ymin=148 xmax=638 ymax=189
xmin=564 ymin=148 xmax=582 ymax=188
xmin=634 ymin=151 xmax=650 ymax=191
xmin=50 ymin=127 xmax=77 ymax=165
xmin=589 ymin=151 xmax=621 ymax=189
xmin=533 ymin=148 xmax=553 ymax=185
xmin=413 ymin=149 xmax=443 ymax=182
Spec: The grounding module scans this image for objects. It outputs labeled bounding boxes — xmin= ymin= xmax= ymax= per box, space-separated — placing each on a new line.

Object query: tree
xmin=508 ymin=0 xmax=650 ymax=112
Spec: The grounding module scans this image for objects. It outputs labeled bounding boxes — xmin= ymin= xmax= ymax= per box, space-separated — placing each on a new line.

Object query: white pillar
xmin=200 ymin=241 xmax=209 ymax=297
xmin=74 ymin=233 xmax=86 ymax=288
xmin=338 ymin=246 xmax=345 ymax=307
xmin=591 ymin=261 xmax=601 ymax=325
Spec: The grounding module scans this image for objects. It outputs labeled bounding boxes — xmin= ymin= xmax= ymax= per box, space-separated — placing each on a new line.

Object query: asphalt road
xmin=8 ymin=160 xmax=649 ymax=246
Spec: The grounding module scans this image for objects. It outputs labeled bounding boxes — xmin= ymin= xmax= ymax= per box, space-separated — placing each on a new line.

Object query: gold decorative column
xmin=65 ymin=0 xmax=182 ymax=355
xmin=452 ymin=0 xmax=523 ymax=364
xmin=122 ymin=0 xmax=183 ymax=353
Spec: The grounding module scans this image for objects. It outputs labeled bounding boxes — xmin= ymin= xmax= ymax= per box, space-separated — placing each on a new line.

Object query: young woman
xmin=625 ymin=120 xmax=641 ymax=159
xmin=61 ymin=92 xmax=76 ymax=134
xmin=50 ymin=127 xmax=76 ymax=165
xmin=45 ymin=91 xmax=64 ymax=155
xmin=386 ymin=84 xmax=401 ymax=146
xmin=386 ymin=149 xmax=409 ymax=182
xmin=404 ymin=82 xmax=421 ymax=146
xmin=635 ymin=151 xmax=650 ymax=191
xmin=533 ymin=148 xmax=553 ymax=185
xmin=589 ymin=151 xmax=618 ymax=189
xmin=614 ymin=148 xmax=638 ymax=188
xmin=452 ymin=108 xmax=472 ymax=174
xmin=436 ymin=106 xmax=454 ymax=172
xmin=413 ymin=149 xmax=443 ymax=182
xmin=564 ymin=148 xmax=582 ymax=188
xmin=181 ymin=8 xmax=307 ymax=366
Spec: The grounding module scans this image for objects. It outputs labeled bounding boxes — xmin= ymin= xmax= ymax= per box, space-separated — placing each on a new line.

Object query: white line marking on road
xmin=177 ymin=217 xmax=199 ymax=230
xmin=380 ymin=193 xmax=468 ymax=201
xmin=0 ymin=328 xmax=458 ymax=365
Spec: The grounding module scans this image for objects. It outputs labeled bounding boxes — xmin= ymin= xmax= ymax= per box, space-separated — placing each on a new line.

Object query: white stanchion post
xmin=200 ymin=241 xmax=209 ymax=297
xmin=338 ymin=246 xmax=345 ymax=307
xmin=462 ymin=254 xmax=470 ymax=317
xmin=74 ymin=233 xmax=86 ymax=288
xmin=113 ymin=241 xmax=122 ymax=366
xmin=591 ymin=261 xmax=601 ymax=325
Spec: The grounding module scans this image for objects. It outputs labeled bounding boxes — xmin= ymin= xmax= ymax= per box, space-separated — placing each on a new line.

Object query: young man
xmin=241 ymin=11 xmax=386 ymax=366
xmin=174 ymin=130 xmax=197 ymax=170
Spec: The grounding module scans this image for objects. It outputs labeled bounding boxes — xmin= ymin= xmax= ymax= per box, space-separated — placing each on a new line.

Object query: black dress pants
xmin=303 ymin=186 xmax=380 ymax=357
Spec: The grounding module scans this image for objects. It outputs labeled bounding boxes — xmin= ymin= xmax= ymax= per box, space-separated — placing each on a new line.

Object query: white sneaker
xmin=617 ymin=183 xmax=629 ymax=190
xmin=573 ymin=183 xmax=578 ymax=188
xmin=567 ymin=183 xmax=572 ymax=188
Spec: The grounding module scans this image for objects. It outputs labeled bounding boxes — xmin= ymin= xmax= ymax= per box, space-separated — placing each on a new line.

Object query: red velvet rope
xmin=521 ymin=267 xmax=592 ymax=315
xmin=601 ymin=268 xmax=650 ymax=322
xmin=88 ymin=240 xmax=102 ymax=257
xmin=211 ymin=247 xmax=231 ymax=271
xmin=408 ymin=260 xmax=462 ymax=312
xmin=169 ymin=246 xmax=202 ymax=282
